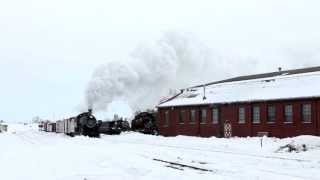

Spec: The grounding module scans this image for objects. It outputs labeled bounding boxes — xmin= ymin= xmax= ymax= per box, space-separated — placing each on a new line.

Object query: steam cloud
xmin=85 ymin=32 xmax=319 ymax=113
xmin=86 ymin=32 xmax=222 ymax=111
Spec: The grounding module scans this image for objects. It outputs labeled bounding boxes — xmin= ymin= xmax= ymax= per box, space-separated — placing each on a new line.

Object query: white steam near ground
xmin=85 ymin=32 xmax=319 ymax=114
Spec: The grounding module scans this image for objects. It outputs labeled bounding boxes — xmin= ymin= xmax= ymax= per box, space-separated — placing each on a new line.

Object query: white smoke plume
xmin=85 ymin=32 xmax=319 ymax=112
xmin=86 ymin=32 xmax=221 ymax=111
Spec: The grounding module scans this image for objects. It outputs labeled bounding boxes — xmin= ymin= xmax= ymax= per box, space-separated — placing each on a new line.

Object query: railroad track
xmin=152 ymin=157 xmax=318 ymax=180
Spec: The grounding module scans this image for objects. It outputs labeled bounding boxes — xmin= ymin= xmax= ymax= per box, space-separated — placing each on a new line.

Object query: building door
xmin=224 ymin=120 xmax=232 ymax=138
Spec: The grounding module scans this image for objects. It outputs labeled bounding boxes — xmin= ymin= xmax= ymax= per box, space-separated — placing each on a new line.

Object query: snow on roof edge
xmin=158 ymin=95 xmax=320 ymax=108
xmin=157 ymin=70 xmax=320 ymax=108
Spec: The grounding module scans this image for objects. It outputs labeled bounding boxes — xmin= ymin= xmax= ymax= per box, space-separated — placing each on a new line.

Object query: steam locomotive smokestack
xmin=88 ymin=109 xmax=93 ymax=115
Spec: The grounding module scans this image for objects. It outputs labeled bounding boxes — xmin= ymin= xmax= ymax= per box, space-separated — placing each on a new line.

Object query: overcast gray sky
xmin=1 ymin=0 xmax=320 ymax=122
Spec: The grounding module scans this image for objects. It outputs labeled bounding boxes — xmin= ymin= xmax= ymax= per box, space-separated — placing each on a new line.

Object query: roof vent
xmin=203 ymin=86 xmax=207 ymax=100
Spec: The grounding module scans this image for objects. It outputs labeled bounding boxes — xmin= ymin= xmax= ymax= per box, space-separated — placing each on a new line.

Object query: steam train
xmin=131 ymin=111 xmax=158 ymax=135
xmin=40 ymin=110 xmax=158 ymax=137
xmin=41 ymin=109 xmax=101 ymax=137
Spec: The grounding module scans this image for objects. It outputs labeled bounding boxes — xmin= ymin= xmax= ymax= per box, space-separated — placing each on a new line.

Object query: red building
xmin=157 ymin=66 xmax=320 ymax=138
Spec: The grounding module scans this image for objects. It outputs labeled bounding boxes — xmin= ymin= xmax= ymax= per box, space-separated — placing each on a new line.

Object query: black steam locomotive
xmin=76 ymin=109 xmax=101 ymax=137
xmin=131 ymin=111 xmax=159 ymax=135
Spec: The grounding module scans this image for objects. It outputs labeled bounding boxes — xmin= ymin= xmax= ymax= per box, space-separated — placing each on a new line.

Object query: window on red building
xmin=179 ymin=110 xmax=185 ymax=124
xmin=284 ymin=105 xmax=293 ymax=123
xmin=252 ymin=106 xmax=260 ymax=123
xmin=238 ymin=107 xmax=245 ymax=124
xmin=212 ymin=108 xmax=219 ymax=124
xmin=200 ymin=109 xmax=207 ymax=124
xmin=164 ymin=111 xmax=170 ymax=127
xmin=190 ymin=110 xmax=196 ymax=124
xmin=302 ymin=104 xmax=312 ymax=122
xmin=267 ymin=105 xmax=276 ymax=123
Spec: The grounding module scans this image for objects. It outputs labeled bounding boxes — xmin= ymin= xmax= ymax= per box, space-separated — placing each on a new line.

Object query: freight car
xmin=56 ymin=120 xmax=65 ymax=133
xmin=64 ymin=117 xmax=77 ymax=136
xmin=55 ymin=118 xmax=77 ymax=136
xmin=48 ymin=123 xmax=56 ymax=132
xmin=39 ymin=121 xmax=48 ymax=131
xmin=131 ymin=112 xmax=158 ymax=135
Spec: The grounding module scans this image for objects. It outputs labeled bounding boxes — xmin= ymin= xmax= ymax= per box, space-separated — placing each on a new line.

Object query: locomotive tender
xmin=98 ymin=120 xmax=129 ymax=135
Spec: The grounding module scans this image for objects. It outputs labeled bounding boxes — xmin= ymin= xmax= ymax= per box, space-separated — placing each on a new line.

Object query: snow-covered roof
xmin=158 ymin=69 xmax=320 ymax=107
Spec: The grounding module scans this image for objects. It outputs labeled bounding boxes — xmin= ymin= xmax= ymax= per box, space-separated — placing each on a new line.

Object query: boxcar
xmin=56 ymin=120 xmax=65 ymax=133
xmin=64 ymin=118 xmax=77 ymax=136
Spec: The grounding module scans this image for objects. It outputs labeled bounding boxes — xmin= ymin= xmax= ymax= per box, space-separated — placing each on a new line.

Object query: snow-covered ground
xmin=1 ymin=124 xmax=320 ymax=180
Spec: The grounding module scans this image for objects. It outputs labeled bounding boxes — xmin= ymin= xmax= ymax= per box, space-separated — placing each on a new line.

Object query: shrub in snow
xmin=276 ymin=143 xmax=308 ymax=153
